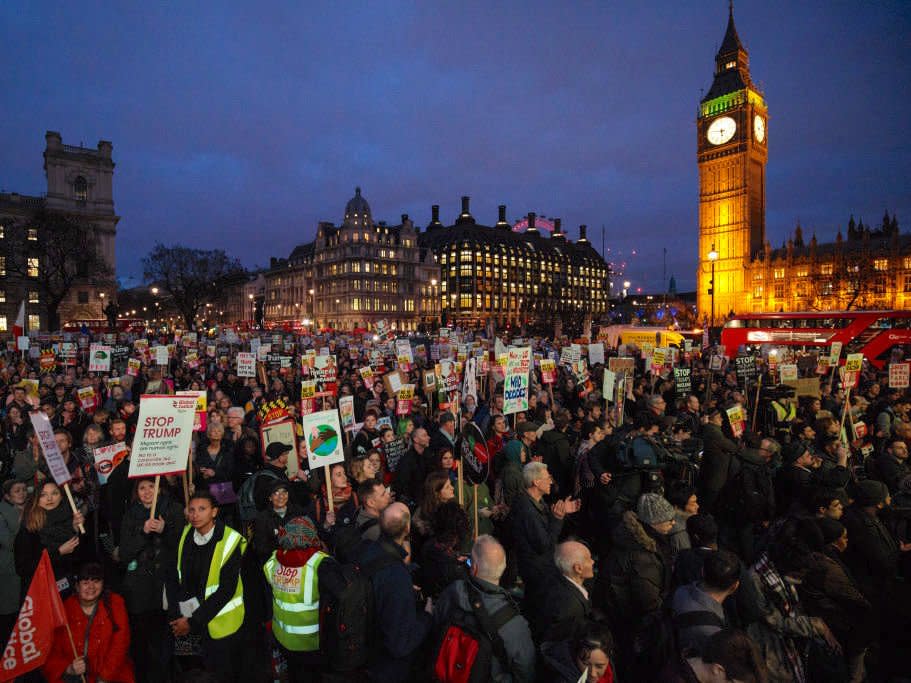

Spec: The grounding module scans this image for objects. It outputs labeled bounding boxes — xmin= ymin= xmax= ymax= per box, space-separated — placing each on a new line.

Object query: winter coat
xmin=432 ymin=576 xmax=536 ymax=683
xmin=0 ymin=500 xmax=21 ymax=614
xmin=841 ymin=505 xmax=899 ymax=604
xmin=697 ymin=423 xmax=739 ymax=513
xmin=738 ymin=564 xmax=818 ymax=683
xmin=43 ymin=592 xmax=134 ymax=683
xmin=869 ymin=451 xmax=910 ymax=494
xmin=773 ymin=465 xmax=813 ymax=517
xmin=509 ymin=491 xmax=563 ymax=596
xmin=668 ymin=510 xmax=692 ymax=556
xmin=118 ymin=495 xmax=185 ymax=614
xmin=717 ymin=449 xmax=774 ymax=524
xmin=798 ymin=549 xmax=874 ymax=654
xmin=417 ymin=539 xmax=469 ymax=599
xmin=538 ymin=574 xmax=592 ymax=643
xmin=499 ymin=459 xmax=525 ymax=509
xmin=356 ymin=537 xmax=431 ymax=682
xmin=538 ymin=429 xmax=573 ymax=497
xmin=604 ymin=510 xmax=672 ymax=625
xmin=670 ymin=582 xmax=726 ymax=654
xmin=251 ymin=503 xmax=306 ymax=564
xmin=14 ymin=504 xmax=78 ymax=585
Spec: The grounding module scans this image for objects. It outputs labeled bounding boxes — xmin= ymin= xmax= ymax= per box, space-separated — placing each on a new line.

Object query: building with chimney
xmin=417 ymin=197 xmax=609 ymax=331
xmin=0 ymin=131 xmax=118 ymax=332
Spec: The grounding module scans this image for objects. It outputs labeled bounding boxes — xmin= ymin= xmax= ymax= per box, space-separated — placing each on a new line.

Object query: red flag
xmin=0 ymin=550 xmax=68 ymax=681
xmin=11 ymin=301 xmax=25 ymax=339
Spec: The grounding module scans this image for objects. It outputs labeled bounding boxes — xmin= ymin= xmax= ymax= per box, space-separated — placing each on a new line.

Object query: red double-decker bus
xmin=719 ymin=310 xmax=911 ymax=369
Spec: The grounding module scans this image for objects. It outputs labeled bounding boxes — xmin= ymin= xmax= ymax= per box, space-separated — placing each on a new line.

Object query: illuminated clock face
xmin=754 ymin=115 xmax=766 ymax=143
xmin=706 ymin=116 xmax=737 ymax=145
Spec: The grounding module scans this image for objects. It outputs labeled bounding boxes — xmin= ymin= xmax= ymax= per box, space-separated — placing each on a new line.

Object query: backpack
xmin=432 ymin=581 xmax=518 ymax=683
xmin=330 ymin=516 xmax=379 ymax=564
xmin=632 ymin=605 xmax=725 ymax=676
xmin=319 ymin=548 xmax=399 ymax=673
xmin=238 ymin=469 xmax=281 ymax=522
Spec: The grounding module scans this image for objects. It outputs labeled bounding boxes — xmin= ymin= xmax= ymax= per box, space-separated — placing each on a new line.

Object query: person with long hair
xmin=0 ymin=480 xmax=26 ymax=642
xmin=314 ymin=462 xmax=358 ymax=531
xmin=119 ymin=476 xmax=184 ymax=683
xmin=14 ymin=480 xmax=84 ymax=591
xmin=43 ymin=562 xmax=135 ymax=683
xmin=412 ymin=470 xmax=456 ymax=555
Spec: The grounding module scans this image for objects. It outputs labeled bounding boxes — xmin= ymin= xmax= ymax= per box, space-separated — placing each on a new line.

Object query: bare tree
xmin=3 ymin=210 xmax=113 ymax=330
xmin=143 ymin=244 xmax=246 ymax=329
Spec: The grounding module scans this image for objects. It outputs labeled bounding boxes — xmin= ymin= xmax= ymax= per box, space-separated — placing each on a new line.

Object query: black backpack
xmin=237 ymin=469 xmax=281 ymax=522
xmin=633 ymin=605 xmax=725 ymax=676
xmin=330 ymin=517 xmax=379 ymax=564
xmin=319 ymin=547 xmax=398 ymax=673
xmin=431 ymin=580 xmax=518 ymax=683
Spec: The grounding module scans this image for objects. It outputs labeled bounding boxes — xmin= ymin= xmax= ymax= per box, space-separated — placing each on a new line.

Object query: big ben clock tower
xmin=697 ymin=4 xmax=767 ymax=323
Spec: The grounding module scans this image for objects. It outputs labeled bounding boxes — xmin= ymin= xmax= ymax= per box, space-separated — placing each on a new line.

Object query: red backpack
xmin=432 ymin=581 xmax=518 ymax=683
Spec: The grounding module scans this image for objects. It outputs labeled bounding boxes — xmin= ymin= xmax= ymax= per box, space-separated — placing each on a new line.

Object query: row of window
xmin=0 ymin=257 xmax=39 ymax=277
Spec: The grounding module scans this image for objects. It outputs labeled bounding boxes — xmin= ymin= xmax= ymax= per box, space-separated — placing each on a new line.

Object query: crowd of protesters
xmin=0 ymin=325 xmax=910 ymax=683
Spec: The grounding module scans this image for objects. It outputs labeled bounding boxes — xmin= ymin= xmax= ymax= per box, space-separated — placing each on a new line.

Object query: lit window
xmin=874 ymin=258 xmax=888 ymax=271
xmin=74 ymin=176 xmax=87 ymax=201
xmin=27 ymin=228 xmax=38 ymax=241
xmin=28 ymin=291 xmax=39 ymax=303
xmin=773 ymin=268 xmax=785 ymax=279
xmin=904 ymin=275 xmax=911 ymax=293
xmin=725 ymin=60 xmax=736 ymax=70
xmin=0 ymin=256 xmax=4 ymax=276
xmin=0 ymin=225 xmax=4 ymax=239
xmin=796 ymin=268 xmax=808 ymax=278
xmin=774 ymin=284 xmax=785 ymax=299
xmin=0 ymin=290 xmax=4 ymax=303
xmin=903 ymin=257 xmax=911 ymax=270
xmin=27 ymin=258 xmax=39 ymax=277
xmin=753 ymin=285 xmax=763 ymax=298
xmin=28 ymin=314 xmax=39 ymax=330
xmin=0 ymin=316 xmax=6 ymax=332
xmin=820 ymin=264 xmax=833 ymax=276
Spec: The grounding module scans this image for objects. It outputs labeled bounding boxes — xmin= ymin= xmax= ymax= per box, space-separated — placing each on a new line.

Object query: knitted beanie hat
xmin=278 ymin=516 xmax=320 ymax=550
xmin=637 ymin=493 xmax=676 ymax=525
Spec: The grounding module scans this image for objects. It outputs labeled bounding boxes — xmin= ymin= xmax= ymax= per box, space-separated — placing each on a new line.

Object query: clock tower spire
xmin=696 ymin=4 xmax=768 ymax=324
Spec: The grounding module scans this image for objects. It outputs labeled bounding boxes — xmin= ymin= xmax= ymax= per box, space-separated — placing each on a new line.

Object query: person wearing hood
xmin=264 ymin=516 xmax=330 ymax=682
xmin=774 ymin=439 xmax=816 ymax=517
xmin=498 ymin=421 xmax=535 ymax=510
xmin=717 ymin=441 xmax=776 ymax=564
xmin=665 ymin=481 xmax=699 ymax=556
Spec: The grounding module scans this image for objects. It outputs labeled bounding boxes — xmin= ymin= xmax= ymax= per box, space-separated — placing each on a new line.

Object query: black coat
xmin=697 ymin=423 xmax=738 ymax=513
xmin=718 ymin=449 xmax=775 ymax=524
xmin=773 ymin=464 xmax=813 ymax=516
xmin=509 ymin=491 xmax=563 ymax=596
xmin=538 ymin=575 xmax=592 ymax=642
xmin=842 ymin=506 xmax=899 ymax=604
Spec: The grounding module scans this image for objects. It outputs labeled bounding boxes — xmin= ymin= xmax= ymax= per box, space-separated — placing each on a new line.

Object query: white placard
xmin=128 ymin=395 xmax=197 ymax=478
xmin=236 ymin=352 xmax=256 ymax=377
xmin=301 ymin=409 xmax=345 ymax=469
xmin=88 ymin=344 xmax=112 ymax=372
xmin=29 ymin=412 xmax=70 ymax=485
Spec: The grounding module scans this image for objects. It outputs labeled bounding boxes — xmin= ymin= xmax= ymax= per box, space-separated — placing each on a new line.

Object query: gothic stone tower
xmin=697 ymin=5 xmax=768 ymax=323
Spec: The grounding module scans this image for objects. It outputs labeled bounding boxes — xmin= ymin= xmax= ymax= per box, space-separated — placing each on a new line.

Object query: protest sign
xmin=60 ymin=341 xmax=77 ymax=366
xmin=608 ymin=357 xmax=635 ymax=376
xmin=88 ymin=344 xmax=111 ymax=372
xmin=735 ymin=356 xmax=757 ymax=382
xmin=92 ymin=442 xmax=129 ymax=485
xmin=236 ymin=352 xmax=256 ymax=377
xmin=29 ymin=412 xmax=70 ymax=486
xmin=602 ymin=369 xmax=616 ymax=402
xmin=782 ymin=377 xmax=821 ymax=398
xmin=830 ymin=342 xmax=843 ymax=364
xmin=260 ymin=420 xmax=299 ymax=476
xmin=77 ymin=386 xmax=95 ymax=411
xmin=457 ymin=421 xmax=490 ymax=485
xmin=709 ymin=355 xmax=723 ymax=371
xmin=674 ymin=367 xmax=692 ymax=397
xmin=128 ymin=395 xmax=197 ymax=478
xmin=359 ymin=365 xmax=375 ymax=389
xmin=127 ymin=358 xmax=141 ymax=377
xmin=301 ymin=409 xmax=345 ymax=469
xmin=889 ymin=362 xmax=910 ymax=389
xmin=395 ymin=339 xmax=413 ymax=371
xmin=300 ymin=380 xmax=318 ymax=416
xmin=396 ymin=384 xmax=415 ymax=416
xmin=779 ymin=364 xmax=798 ymax=382
xmin=726 ymin=404 xmax=746 ymax=439
xmin=588 ymin=342 xmax=605 ymax=366
xmin=38 ymin=351 xmax=55 ymax=373
xmin=16 ymin=336 xmax=29 ymax=351
xmin=314 ymin=354 xmax=338 ymax=395
xmin=651 ymin=347 xmax=666 ymax=372
xmin=503 ymin=347 xmax=532 ymax=415
xmin=154 ymin=345 xmax=169 ymax=366
xmin=338 ymin=395 xmax=355 ymax=432
xmin=383 ymin=438 xmax=408 ymax=472
xmin=176 ymin=390 xmax=208 ymax=432
xmin=540 ymin=359 xmax=556 ymax=384
xmin=843 ymin=353 xmax=863 ymax=389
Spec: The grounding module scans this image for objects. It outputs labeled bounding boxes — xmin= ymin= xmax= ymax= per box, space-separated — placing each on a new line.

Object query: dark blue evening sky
xmin=2 ymin=1 xmax=909 ymax=293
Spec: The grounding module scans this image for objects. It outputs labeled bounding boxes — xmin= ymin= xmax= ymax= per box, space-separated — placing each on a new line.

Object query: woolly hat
xmin=278 ymin=516 xmax=320 ymax=550
xmin=854 ymin=480 xmax=889 ymax=507
xmin=637 ymin=493 xmax=676 ymax=525
xmin=816 ymin=518 xmax=846 ymax=546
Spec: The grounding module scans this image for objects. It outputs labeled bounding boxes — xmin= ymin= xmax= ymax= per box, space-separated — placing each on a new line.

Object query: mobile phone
xmin=465 ymin=557 xmax=472 ymax=568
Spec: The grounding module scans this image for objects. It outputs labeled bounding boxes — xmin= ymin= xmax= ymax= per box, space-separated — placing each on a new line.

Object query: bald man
xmin=355 ymin=502 xmax=432 ymax=682
xmin=431 ymin=536 xmax=536 ymax=682
xmin=537 ymin=541 xmax=595 ymax=643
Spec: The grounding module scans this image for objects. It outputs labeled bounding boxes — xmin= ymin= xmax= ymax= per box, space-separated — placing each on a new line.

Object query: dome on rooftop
xmin=344 ymin=187 xmax=372 ymax=227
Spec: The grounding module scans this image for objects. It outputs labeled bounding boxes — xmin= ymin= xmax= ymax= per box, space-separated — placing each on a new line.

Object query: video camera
xmin=759 ymin=384 xmax=796 ymax=402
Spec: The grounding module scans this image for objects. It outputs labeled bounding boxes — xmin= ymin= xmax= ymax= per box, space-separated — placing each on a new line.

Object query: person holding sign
xmin=14 ymin=481 xmax=85 ymax=595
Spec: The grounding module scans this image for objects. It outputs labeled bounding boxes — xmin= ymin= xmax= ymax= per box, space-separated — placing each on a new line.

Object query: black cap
xmin=77 ymin=562 xmax=105 ymax=582
xmin=265 ymin=442 xmax=293 ymax=461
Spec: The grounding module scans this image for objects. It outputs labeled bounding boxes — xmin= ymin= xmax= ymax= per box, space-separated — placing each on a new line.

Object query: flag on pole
xmin=0 ymin=550 xmax=68 ymax=680
xmin=12 ymin=301 xmax=25 ymax=339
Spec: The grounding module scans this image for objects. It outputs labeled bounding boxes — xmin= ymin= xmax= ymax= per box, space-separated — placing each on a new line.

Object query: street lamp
xmin=707 ymin=243 xmax=719 ymax=330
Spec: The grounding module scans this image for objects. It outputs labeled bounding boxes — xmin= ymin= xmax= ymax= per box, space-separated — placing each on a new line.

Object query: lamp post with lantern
xmin=707 ymin=243 xmax=719 ymax=331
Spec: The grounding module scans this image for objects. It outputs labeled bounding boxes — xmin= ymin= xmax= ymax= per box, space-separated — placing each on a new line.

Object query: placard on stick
xmin=128 ymin=395 xmax=197 ymax=478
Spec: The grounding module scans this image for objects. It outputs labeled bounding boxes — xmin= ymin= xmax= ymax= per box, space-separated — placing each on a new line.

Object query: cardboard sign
xmin=674 ymin=367 xmax=692 ymax=396
xmin=889 ymin=362 xmax=910 ymax=389
xmin=93 ymin=442 xmax=129 ymax=485
xmin=29 ymin=412 xmax=70 ymax=485
xmin=338 ymin=395 xmax=355 ymax=432
xmin=314 ymin=354 xmax=338 ymax=395
xmin=301 ymin=409 xmax=345 ymax=469
xmin=383 ymin=437 xmax=408 ymax=472
xmin=709 ymin=355 xmax=723 ymax=371
xmin=127 ymin=358 xmax=141 ymax=377
xmin=16 ymin=336 xmax=29 ymax=351
xmin=779 ymin=364 xmax=798 ymax=382
xmin=503 ymin=347 xmax=532 ymax=415
xmin=128 ymin=395 xmax=197 ymax=478
xmin=651 ymin=347 xmax=666 ymax=371
xmin=608 ymin=357 xmax=635 ymax=376
xmin=77 ymin=386 xmax=96 ymax=411
xmin=236 ymin=352 xmax=256 ymax=377
xmin=395 ymin=339 xmax=413 ymax=371
xmin=359 ymin=365 xmax=375 ymax=389
xmin=829 ymin=341 xmax=843 ymax=364
xmin=396 ymin=384 xmax=415 ymax=416
xmin=384 ymin=370 xmax=405 ymax=397
xmin=260 ymin=419 xmax=300 ymax=476
xmin=300 ymin=380 xmax=318 ymax=416
xmin=853 ymin=421 xmax=868 ymax=440
xmin=540 ymin=358 xmax=556 ymax=385
xmin=588 ymin=343 xmax=605 ymax=366
xmin=154 ymin=345 xmax=169 ymax=366
xmin=726 ymin=404 xmax=746 ymax=439
xmin=602 ymin=369 xmax=616 ymax=402
xmin=88 ymin=344 xmax=112 ymax=372
xmin=844 ymin=353 xmax=863 ymax=373
xmin=60 ymin=341 xmax=77 ymax=366
xmin=783 ymin=377 xmax=822 ymax=398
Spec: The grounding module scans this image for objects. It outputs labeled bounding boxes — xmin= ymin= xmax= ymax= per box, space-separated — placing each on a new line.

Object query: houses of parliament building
xmin=696 ymin=7 xmax=906 ymax=320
